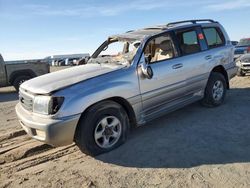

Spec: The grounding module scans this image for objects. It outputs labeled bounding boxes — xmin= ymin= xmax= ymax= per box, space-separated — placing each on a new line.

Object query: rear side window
xmin=176 ymin=29 xmax=201 ymax=55
xmin=203 ymin=27 xmax=225 ymax=48
xmin=183 ymin=31 xmax=198 ymax=45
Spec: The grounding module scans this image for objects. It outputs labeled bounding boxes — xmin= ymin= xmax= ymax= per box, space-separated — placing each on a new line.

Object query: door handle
xmin=172 ymin=63 xmax=183 ymax=69
xmin=205 ymin=55 xmax=212 ymax=60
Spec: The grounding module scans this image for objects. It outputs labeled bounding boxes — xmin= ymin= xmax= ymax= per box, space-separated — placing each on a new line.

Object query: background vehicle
xmin=236 ymin=54 xmax=250 ymax=76
xmin=234 ymin=38 xmax=250 ymax=60
xmin=49 ymin=53 xmax=90 ymax=66
xmin=75 ymin=56 xmax=90 ymax=65
xmin=0 ymin=54 xmax=49 ymax=91
xmin=231 ymin=41 xmax=238 ymax=46
xmin=16 ymin=19 xmax=237 ymax=156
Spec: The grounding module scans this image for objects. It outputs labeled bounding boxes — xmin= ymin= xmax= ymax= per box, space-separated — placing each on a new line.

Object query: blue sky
xmin=0 ymin=0 xmax=250 ymax=60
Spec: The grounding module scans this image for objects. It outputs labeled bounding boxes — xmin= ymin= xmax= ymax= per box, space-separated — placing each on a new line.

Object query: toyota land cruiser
xmin=16 ymin=19 xmax=237 ymax=156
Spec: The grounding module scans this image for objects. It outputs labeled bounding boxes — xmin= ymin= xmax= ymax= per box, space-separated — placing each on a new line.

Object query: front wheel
xmin=75 ymin=100 xmax=129 ymax=156
xmin=201 ymin=72 xmax=227 ymax=107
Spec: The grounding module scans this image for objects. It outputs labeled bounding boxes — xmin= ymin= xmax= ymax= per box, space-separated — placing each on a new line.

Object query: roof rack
xmin=166 ymin=19 xmax=217 ymax=27
xmin=126 ymin=25 xmax=166 ymax=33
xmin=126 ymin=30 xmax=134 ymax=33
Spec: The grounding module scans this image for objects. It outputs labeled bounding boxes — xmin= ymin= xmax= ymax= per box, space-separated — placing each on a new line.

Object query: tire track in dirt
xmin=1 ymin=143 xmax=78 ymax=173
xmin=0 ymin=127 xmax=78 ymax=175
xmin=0 ymin=129 xmax=26 ymax=143
xmin=0 ymin=141 xmax=53 ymax=164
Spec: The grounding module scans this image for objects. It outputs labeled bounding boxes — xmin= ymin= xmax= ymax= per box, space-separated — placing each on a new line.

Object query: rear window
xmin=176 ymin=29 xmax=201 ymax=55
xmin=183 ymin=31 xmax=198 ymax=45
xmin=237 ymin=38 xmax=250 ymax=46
xmin=203 ymin=27 xmax=224 ymax=48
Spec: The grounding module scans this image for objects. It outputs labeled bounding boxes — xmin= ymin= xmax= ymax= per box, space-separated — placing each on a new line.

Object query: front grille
xmin=19 ymin=89 xmax=34 ymax=112
xmin=243 ymin=64 xmax=250 ymax=67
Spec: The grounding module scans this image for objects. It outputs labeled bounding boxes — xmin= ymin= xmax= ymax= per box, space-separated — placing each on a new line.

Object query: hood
xmin=21 ymin=63 xmax=125 ymax=94
xmin=239 ymin=54 xmax=250 ymax=62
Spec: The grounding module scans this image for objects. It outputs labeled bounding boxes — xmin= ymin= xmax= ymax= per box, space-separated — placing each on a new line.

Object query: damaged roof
xmin=110 ymin=26 xmax=166 ymax=41
xmin=110 ymin=19 xmax=218 ymax=41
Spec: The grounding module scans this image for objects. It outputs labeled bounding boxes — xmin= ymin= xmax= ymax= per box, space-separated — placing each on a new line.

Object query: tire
xmin=201 ymin=72 xmax=227 ymax=107
xmin=13 ymin=75 xmax=31 ymax=92
xmin=75 ymin=100 xmax=129 ymax=156
xmin=236 ymin=69 xmax=246 ymax=77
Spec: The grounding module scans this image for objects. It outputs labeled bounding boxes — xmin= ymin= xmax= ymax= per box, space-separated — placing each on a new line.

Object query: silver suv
xmin=16 ymin=19 xmax=237 ymax=156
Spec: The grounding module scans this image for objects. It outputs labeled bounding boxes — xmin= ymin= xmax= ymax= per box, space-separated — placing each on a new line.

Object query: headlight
xmin=33 ymin=95 xmax=64 ymax=115
xmin=236 ymin=60 xmax=241 ymax=66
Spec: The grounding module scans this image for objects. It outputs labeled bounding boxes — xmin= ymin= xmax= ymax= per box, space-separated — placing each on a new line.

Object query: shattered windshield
xmin=88 ymin=38 xmax=140 ymax=66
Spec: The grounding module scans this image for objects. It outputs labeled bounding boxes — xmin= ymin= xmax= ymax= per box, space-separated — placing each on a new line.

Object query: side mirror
xmin=141 ymin=58 xmax=153 ymax=79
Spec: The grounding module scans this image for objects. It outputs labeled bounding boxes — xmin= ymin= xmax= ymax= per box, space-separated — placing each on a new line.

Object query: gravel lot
xmin=0 ymin=70 xmax=250 ymax=188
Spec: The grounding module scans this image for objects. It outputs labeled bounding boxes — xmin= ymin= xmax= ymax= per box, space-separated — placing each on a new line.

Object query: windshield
xmin=237 ymin=38 xmax=250 ymax=47
xmin=89 ymin=39 xmax=140 ymax=65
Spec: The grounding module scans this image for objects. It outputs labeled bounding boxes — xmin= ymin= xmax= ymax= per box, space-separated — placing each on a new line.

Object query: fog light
xmin=35 ymin=129 xmax=46 ymax=138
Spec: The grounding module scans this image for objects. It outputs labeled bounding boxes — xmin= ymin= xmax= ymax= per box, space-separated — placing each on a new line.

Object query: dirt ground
xmin=0 ymin=69 xmax=250 ymax=188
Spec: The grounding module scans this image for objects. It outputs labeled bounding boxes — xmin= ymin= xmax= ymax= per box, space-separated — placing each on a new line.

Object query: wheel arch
xmin=74 ymin=96 xmax=137 ymax=140
xmin=9 ymin=69 xmax=36 ymax=84
xmin=210 ymin=65 xmax=229 ymax=89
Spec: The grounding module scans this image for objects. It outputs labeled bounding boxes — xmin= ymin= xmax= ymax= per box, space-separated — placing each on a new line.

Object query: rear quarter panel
xmin=203 ymin=23 xmax=235 ymax=79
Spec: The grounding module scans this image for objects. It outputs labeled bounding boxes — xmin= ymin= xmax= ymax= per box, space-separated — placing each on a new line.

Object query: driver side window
xmin=144 ymin=34 xmax=176 ymax=64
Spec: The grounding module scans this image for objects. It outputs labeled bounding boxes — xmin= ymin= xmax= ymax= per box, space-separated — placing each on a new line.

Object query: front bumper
xmin=16 ymin=103 xmax=81 ymax=146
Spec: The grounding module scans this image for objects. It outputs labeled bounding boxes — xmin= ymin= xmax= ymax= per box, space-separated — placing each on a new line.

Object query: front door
xmin=138 ymin=32 xmax=187 ymax=120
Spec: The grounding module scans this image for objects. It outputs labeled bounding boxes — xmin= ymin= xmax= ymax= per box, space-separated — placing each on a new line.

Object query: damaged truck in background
xmin=0 ymin=54 xmax=49 ymax=91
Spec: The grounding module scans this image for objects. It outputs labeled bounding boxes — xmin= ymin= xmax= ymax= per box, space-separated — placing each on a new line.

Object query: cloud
xmin=205 ymin=0 xmax=250 ymax=11
xmin=20 ymin=0 xmax=164 ymax=17
xmin=20 ymin=0 xmax=206 ymax=17
xmin=3 ymin=0 xmax=249 ymax=20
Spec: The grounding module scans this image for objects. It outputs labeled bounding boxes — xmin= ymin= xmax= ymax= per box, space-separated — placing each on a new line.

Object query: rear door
xmin=201 ymin=26 xmax=231 ymax=67
xmin=172 ymin=27 xmax=210 ymax=97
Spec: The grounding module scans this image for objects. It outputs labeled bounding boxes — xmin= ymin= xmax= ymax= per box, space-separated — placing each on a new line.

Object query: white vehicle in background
xmin=236 ymin=54 xmax=250 ymax=76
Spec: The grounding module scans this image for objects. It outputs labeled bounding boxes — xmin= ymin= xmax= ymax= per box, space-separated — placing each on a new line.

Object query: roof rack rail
xmin=126 ymin=30 xmax=134 ymax=33
xmin=142 ymin=25 xmax=166 ymax=30
xmin=166 ymin=19 xmax=217 ymax=27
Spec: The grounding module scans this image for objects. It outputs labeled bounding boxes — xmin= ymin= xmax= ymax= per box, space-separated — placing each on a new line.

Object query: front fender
xmin=54 ymin=67 xmax=140 ymax=118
